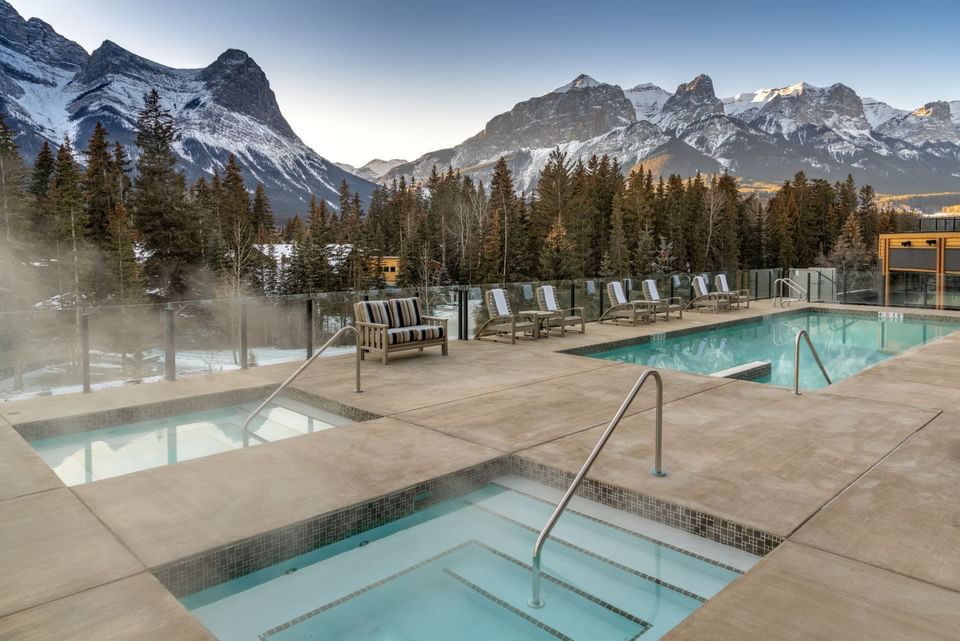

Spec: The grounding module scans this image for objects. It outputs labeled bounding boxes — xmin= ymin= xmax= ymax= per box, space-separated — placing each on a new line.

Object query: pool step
xmin=469 ymin=489 xmax=738 ymax=600
xmin=443 ymin=542 xmax=650 ymax=641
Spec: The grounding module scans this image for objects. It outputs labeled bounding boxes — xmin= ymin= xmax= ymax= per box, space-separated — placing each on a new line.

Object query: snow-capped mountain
xmin=623 ymin=83 xmax=671 ymax=122
xmin=385 ymin=71 xmax=960 ymax=195
xmin=862 ymin=97 xmax=908 ymax=128
xmin=0 ymin=0 xmax=372 ymax=218
xmin=877 ymin=101 xmax=960 ymax=146
xmin=337 ymin=158 xmax=407 ymax=182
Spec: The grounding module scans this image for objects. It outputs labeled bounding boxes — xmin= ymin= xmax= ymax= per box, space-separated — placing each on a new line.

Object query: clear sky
xmin=10 ymin=0 xmax=960 ymax=166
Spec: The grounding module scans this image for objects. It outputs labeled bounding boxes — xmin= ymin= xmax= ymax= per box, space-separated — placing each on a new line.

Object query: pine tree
xmin=49 ymin=137 xmax=86 ymax=309
xmin=484 ymin=158 xmax=517 ymax=282
xmin=539 ymin=218 xmax=577 ymax=279
xmin=130 ymin=89 xmax=199 ymax=297
xmin=251 ymin=183 xmax=274 ymax=241
xmin=607 ymin=192 xmax=628 ymax=278
xmin=83 ymin=122 xmax=117 ymax=249
xmin=0 ymin=113 xmax=27 ymax=243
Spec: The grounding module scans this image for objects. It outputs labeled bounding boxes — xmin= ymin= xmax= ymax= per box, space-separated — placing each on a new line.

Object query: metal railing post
xmin=239 ymin=299 xmax=248 ymax=369
xmin=598 ymin=280 xmax=605 ymax=319
xmin=806 ymin=272 xmax=811 ymax=302
xmin=570 ymin=281 xmax=576 ymax=309
xmin=459 ymin=288 xmax=469 ymax=340
xmin=529 ymin=369 xmax=665 ymax=609
xmin=241 ymin=325 xmax=362 ymax=444
xmin=306 ymin=299 xmax=314 ymax=358
xmin=793 ymin=329 xmax=832 ymax=395
xmin=80 ymin=313 xmax=90 ymax=393
xmin=164 ymin=304 xmax=176 ymax=381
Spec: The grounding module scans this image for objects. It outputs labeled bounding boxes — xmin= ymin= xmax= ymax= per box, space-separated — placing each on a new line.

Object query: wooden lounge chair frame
xmin=536 ymin=285 xmax=585 ymax=335
xmin=685 ymin=275 xmax=731 ymax=313
xmin=641 ymin=279 xmax=683 ymax=320
xmin=715 ymin=273 xmax=750 ymax=309
xmin=599 ymin=281 xmax=652 ymax=325
xmin=475 ymin=288 xmax=536 ymax=344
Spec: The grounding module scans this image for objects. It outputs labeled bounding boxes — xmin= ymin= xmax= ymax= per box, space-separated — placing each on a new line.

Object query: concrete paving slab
xmin=74 ymin=417 xmax=503 ymax=568
xmin=0 ymin=489 xmax=143 ymax=618
xmin=0 ymin=370 xmax=274 ymax=427
xmin=397 ymin=365 xmax=732 ymax=452
xmin=0 ymin=573 xmax=215 ymax=641
xmin=793 ymin=412 xmax=960 ymax=591
xmin=518 ymin=381 xmax=938 ymax=537
xmin=664 ymin=542 xmax=960 ymax=641
xmin=284 ymin=339 xmax=619 ymax=416
xmin=0 ymin=421 xmax=62 ymax=502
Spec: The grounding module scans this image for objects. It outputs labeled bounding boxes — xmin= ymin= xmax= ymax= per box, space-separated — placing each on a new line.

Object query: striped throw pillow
xmin=388 ymin=298 xmax=423 ymax=328
xmin=356 ymin=301 xmax=393 ymax=326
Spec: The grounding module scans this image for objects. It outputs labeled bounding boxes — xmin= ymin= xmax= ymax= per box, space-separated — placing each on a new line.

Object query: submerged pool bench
xmin=354 ymin=298 xmax=448 ymax=364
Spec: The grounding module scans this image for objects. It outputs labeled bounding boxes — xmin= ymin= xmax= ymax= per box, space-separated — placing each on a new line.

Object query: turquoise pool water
xmin=29 ymin=398 xmax=353 ymax=486
xmin=590 ymin=311 xmax=960 ymax=390
xmin=185 ymin=477 xmax=756 ymax=641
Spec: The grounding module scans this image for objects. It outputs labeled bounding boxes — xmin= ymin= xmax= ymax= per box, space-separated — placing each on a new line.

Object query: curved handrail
xmin=529 ymin=369 xmax=665 ymax=609
xmin=793 ymin=329 xmax=831 ymax=395
xmin=241 ymin=325 xmax=361 ymax=445
xmin=774 ymin=278 xmax=806 ymax=307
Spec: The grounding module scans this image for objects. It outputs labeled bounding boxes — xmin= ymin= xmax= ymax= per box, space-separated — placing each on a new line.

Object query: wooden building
xmin=878 ymin=231 xmax=960 ymax=309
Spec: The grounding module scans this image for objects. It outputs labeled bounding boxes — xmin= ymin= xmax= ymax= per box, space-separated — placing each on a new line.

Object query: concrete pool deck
xmin=1 ymin=300 xmax=959 ymax=639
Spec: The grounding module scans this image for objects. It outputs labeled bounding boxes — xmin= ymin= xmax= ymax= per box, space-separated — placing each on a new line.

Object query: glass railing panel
xmin=87 ymin=303 xmax=166 ymax=387
xmin=0 ymin=308 xmax=78 ymax=399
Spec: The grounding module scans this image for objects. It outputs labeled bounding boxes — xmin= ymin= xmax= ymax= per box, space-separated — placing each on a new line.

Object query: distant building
xmin=371 ymin=256 xmax=400 ymax=286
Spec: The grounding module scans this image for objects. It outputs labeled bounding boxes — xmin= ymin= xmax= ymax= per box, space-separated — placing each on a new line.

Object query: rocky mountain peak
xmin=200 ymin=49 xmax=297 ymax=140
xmin=677 ymin=74 xmax=716 ymax=97
xmin=553 ymin=73 xmax=603 ymax=93
xmin=657 ymin=74 xmax=723 ymax=132
xmin=0 ymin=0 xmax=88 ymax=72
xmin=912 ymin=101 xmax=951 ymax=121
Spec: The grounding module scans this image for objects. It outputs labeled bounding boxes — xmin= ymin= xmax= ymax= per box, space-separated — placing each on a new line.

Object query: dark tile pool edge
xmin=511 ymin=457 xmax=782 ymax=558
xmin=13 ymin=385 xmax=380 ymax=441
xmin=157 ymin=456 xmax=778 ymax=600
xmin=153 ymin=457 xmax=510 ymax=597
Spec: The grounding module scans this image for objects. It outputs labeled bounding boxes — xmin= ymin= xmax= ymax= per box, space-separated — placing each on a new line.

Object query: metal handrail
xmin=241 ymin=325 xmax=362 ymax=445
xmin=774 ymin=278 xmax=806 ymax=307
xmin=793 ymin=329 xmax=831 ymax=395
xmin=529 ymin=369 xmax=665 ymax=609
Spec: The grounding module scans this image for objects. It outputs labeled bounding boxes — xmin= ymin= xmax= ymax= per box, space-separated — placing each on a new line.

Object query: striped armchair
xmin=354 ymin=298 xmax=448 ymax=364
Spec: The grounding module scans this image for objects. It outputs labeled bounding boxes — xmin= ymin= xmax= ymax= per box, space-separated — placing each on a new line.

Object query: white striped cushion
xmin=644 ymin=279 xmax=660 ymax=302
xmin=541 ymin=285 xmax=558 ymax=311
xmin=492 ymin=289 xmax=510 ymax=316
xmin=610 ymin=281 xmax=627 ymax=305
xmin=717 ymin=274 xmax=730 ymax=293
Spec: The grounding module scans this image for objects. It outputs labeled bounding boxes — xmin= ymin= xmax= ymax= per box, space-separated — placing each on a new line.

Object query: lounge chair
xmin=686 ymin=275 xmax=731 ymax=313
xmin=599 ymin=281 xmax=652 ymax=325
xmin=641 ymin=279 xmax=683 ymax=320
xmin=715 ymin=273 xmax=750 ymax=309
xmin=536 ymin=285 xmax=585 ymax=335
xmin=475 ymin=288 xmax=536 ymax=344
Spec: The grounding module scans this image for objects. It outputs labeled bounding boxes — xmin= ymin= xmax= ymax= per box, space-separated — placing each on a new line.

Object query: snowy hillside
xmin=0 ymin=0 xmax=372 ymax=218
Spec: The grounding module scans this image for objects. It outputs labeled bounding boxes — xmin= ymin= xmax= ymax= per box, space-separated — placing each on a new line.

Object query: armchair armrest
xmin=562 ymin=306 xmax=585 ymax=316
xmin=422 ymin=315 xmax=448 ymax=327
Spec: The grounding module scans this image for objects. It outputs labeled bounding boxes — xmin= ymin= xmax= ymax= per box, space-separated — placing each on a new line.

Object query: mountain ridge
xmin=0 ymin=0 xmax=373 ymax=218
xmin=385 ymin=73 xmax=960 ymax=195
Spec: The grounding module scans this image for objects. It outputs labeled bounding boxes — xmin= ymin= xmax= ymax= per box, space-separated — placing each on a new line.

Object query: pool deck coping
xmin=1 ymin=298 xmax=960 ymax=639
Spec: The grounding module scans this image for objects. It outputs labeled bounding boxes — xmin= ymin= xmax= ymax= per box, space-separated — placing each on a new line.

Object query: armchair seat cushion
xmin=387 ymin=324 xmax=445 ymax=345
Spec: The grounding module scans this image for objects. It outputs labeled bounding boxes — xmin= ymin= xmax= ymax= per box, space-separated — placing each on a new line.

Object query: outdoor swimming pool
xmin=29 ymin=397 xmax=354 ymax=485
xmin=184 ymin=476 xmax=756 ymax=641
xmin=589 ymin=310 xmax=960 ymax=390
